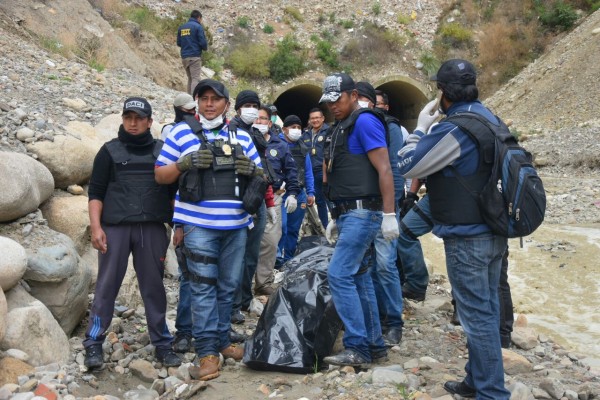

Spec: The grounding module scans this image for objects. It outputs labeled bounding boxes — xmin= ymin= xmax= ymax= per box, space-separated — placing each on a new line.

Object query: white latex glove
xmin=416 ymin=99 xmax=441 ymax=133
xmin=267 ymin=207 xmax=278 ymax=224
xmin=381 ymin=213 xmax=400 ymax=241
xmin=325 ymin=220 xmax=338 ymax=245
xmin=284 ymin=195 xmax=297 ymax=213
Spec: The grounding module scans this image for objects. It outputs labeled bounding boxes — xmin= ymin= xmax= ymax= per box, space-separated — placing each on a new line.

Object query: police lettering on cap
xmin=235 ymin=90 xmax=261 ymax=110
xmin=193 ymin=79 xmax=230 ymax=100
xmin=356 ymin=81 xmax=377 ymax=105
xmin=173 ymin=93 xmax=196 ymax=110
xmin=431 ymin=59 xmax=477 ymax=85
xmin=122 ymin=97 xmax=152 ymax=118
xmin=319 ymin=73 xmax=355 ymax=103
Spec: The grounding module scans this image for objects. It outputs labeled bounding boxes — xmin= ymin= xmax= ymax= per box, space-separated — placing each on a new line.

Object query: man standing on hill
xmin=177 ymin=10 xmax=208 ymax=95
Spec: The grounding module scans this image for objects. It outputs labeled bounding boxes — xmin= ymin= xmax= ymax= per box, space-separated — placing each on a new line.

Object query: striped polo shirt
xmin=156 ymin=121 xmax=262 ymax=230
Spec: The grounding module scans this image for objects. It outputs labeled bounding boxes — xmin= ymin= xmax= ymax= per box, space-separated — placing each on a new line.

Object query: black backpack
xmin=445 ymin=112 xmax=546 ymax=238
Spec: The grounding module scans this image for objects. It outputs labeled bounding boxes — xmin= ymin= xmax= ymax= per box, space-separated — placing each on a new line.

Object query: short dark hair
xmin=437 ymin=82 xmax=479 ymax=103
xmin=309 ymin=107 xmax=323 ymax=115
xmin=375 ymin=90 xmax=388 ymax=105
xmin=191 ymin=10 xmax=202 ymax=19
xmin=259 ymin=106 xmax=272 ymax=118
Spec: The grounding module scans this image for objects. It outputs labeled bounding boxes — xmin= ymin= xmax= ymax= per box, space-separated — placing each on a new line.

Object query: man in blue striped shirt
xmin=155 ymin=79 xmax=262 ymax=381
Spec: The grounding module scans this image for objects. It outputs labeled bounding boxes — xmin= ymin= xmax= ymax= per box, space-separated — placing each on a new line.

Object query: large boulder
xmin=0 ymin=152 xmax=54 ymax=222
xmin=1 ymin=285 xmax=70 ymax=366
xmin=26 ymin=133 xmax=99 ymax=189
xmin=0 ymin=236 xmax=28 ymax=291
xmin=1 ymin=224 xmax=92 ymax=335
xmin=40 ymin=194 xmax=90 ymax=254
xmin=0 ymin=288 xmax=7 ymax=343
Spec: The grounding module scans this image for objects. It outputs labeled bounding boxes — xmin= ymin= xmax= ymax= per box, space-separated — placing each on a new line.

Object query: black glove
xmin=176 ymin=149 xmax=213 ymax=171
xmin=400 ymin=192 xmax=419 ymax=217
xmin=235 ymin=154 xmax=263 ymax=176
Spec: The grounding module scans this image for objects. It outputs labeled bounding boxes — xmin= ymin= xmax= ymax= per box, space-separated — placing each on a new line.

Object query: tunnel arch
xmin=271 ymin=75 xmax=432 ymax=131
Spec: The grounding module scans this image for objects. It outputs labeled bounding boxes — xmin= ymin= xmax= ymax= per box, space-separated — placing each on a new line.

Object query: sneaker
xmin=443 ymin=380 xmax=476 ymax=398
xmin=172 ymin=333 xmax=192 ymax=353
xmin=220 ymin=344 xmax=244 ymax=361
xmin=155 ymin=347 xmax=182 ymax=367
xmin=371 ymin=349 xmax=389 ymax=364
xmin=229 ymin=328 xmax=247 ymax=344
xmin=402 ymin=285 xmax=426 ymax=302
xmin=231 ymin=310 xmax=245 ymax=325
xmin=383 ymin=327 xmax=403 ymax=346
xmin=189 ymin=355 xmax=222 ymax=381
xmin=84 ymin=344 xmax=104 ymax=370
xmin=323 ymin=349 xmax=370 ymax=367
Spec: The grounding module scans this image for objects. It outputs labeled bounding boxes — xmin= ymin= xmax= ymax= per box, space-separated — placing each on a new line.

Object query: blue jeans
xmin=371 ymin=214 xmax=404 ymax=330
xmin=397 ymin=194 xmax=432 ymax=293
xmin=278 ymin=189 xmax=307 ymax=262
xmin=313 ymin=171 xmax=329 ymax=228
xmin=183 ymin=225 xmax=247 ymax=357
xmin=234 ymin=201 xmax=267 ymax=311
xmin=444 ymin=234 xmax=510 ymax=400
xmin=328 ymin=209 xmax=386 ymax=360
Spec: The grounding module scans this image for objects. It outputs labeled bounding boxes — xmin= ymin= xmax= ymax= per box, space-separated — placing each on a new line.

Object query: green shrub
xmin=339 ymin=19 xmax=354 ymax=29
xmin=372 ymin=3 xmax=381 ymax=15
xmin=122 ymin=5 xmax=186 ymax=41
xmin=226 ymin=44 xmax=271 ymax=79
xmin=202 ymin=51 xmax=224 ymax=75
xmin=74 ymin=36 xmax=108 ymax=72
xmin=269 ymin=35 xmax=306 ymax=83
xmin=316 ymin=40 xmax=339 ymax=69
xmin=318 ymin=14 xmax=327 ymax=24
xmin=538 ymin=1 xmax=578 ymax=30
xmin=39 ymin=36 xmax=71 ymax=58
xmin=341 ymin=22 xmax=410 ymax=66
xmin=329 ymin=12 xmax=335 ymax=23
xmin=439 ymin=22 xmax=473 ymax=46
xmin=284 ymin=6 xmax=304 ymax=22
xmin=419 ymin=52 xmax=440 ymax=78
xmin=237 ymin=16 xmax=250 ymax=28
xmin=263 ymin=24 xmax=274 ymax=34
xmin=397 ymin=12 xmax=411 ymax=25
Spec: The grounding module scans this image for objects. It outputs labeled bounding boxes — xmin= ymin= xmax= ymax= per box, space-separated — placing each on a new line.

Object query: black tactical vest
xmin=102 ymin=139 xmax=172 ymax=225
xmin=325 ymin=108 xmax=387 ymax=201
xmin=290 ymin=140 xmax=308 ymax=187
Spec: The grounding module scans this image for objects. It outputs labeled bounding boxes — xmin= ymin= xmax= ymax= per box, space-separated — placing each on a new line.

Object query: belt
xmin=331 ymin=198 xmax=382 ymax=218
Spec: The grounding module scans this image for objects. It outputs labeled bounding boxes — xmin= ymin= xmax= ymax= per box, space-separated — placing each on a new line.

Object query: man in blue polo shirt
xmin=155 ymin=79 xmax=262 ymax=381
xmin=177 ymin=10 xmax=208 ymax=95
xmin=320 ymin=73 xmax=399 ymax=367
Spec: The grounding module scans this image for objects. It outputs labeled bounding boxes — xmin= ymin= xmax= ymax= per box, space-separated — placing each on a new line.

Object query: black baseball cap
xmin=319 ymin=73 xmax=355 ymax=103
xmin=193 ymin=79 xmax=230 ymax=100
xmin=356 ymin=81 xmax=377 ymax=105
xmin=431 ymin=59 xmax=477 ymax=85
xmin=122 ymin=97 xmax=152 ymax=118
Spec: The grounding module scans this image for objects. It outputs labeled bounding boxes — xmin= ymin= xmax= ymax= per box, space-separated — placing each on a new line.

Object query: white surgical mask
xmin=199 ymin=113 xmax=224 ymax=130
xmin=240 ymin=108 xmax=259 ymax=125
xmin=288 ymin=128 xmax=302 ymax=142
xmin=358 ymin=100 xmax=370 ymax=109
xmin=252 ymin=123 xmax=269 ymax=134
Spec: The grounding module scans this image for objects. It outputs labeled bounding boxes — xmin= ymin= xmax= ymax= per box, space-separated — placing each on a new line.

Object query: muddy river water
xmin=420 ymin=223 xmax=600 ymax=362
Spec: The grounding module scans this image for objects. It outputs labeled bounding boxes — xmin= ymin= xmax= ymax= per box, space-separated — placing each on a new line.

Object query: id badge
xmin=311 ymin=148 xmax=316 ymax=156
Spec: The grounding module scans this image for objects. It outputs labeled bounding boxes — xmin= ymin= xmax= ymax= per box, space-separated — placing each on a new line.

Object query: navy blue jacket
xmin=177 ymin=18 xmax=208 ymax=58
xmin=301 ymin=123 xmax=329 ymax=176
xmin=265 ymin=134 xmax=300 ymax=196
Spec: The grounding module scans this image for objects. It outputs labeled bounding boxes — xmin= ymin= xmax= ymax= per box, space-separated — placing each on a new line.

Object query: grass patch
xmin=339 ymin=19 xmax=354 ymax=29
xmin=269 ymin=35 xmax=306 ymax=83
xmin=226 ymin=43 xmax=271 ymax=79
xmin=73 ymin=36 xmax=109 ymax=72
xmin=341 ymin=22 xmax=410 ymax=66
xmin=397 ymin=12 xmax=411 ymax=25
xmin=284 ymin=6 xmax=305 ymax=22
xmin=202 ymin=51 xmax=224 ymax=76
xmin=537 ymin=0 xmax=578 ymax=30
xmin=372 ymin=3 xmax=381 ymax=15
xmin=419 ymin=52 xmax=440 ymax=78
xmin=316 ymin=39 xmax=339 ymax=69
xmin=237 ymin=16 xmax=251 ymax=29
xmin=263 ymin=24 xmax=274 ymax=34
xmin=121 ymin=5 xmax=187 ymax=41
xmin=439 ymin=22 xmax=473 ymax=47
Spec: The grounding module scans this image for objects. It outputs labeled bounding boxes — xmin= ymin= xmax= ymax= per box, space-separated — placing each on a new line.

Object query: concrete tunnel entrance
xmin=272 ymin=76 xmax=431 ymax=131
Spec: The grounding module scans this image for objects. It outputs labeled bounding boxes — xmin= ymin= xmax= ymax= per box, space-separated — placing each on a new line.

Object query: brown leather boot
xmin=189 ymin=355 xmax=221 ymax=381
xmin=220 ymin=344 xmax=244 ymax=361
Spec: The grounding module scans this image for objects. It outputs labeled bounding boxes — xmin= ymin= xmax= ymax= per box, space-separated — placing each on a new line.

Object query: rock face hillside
xmin=486 ymin=10 xmax=600 ymax=131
